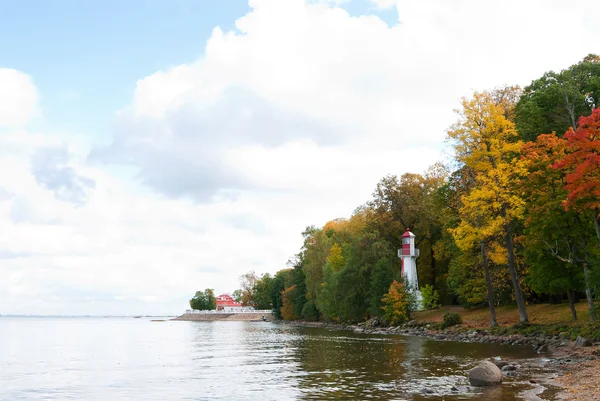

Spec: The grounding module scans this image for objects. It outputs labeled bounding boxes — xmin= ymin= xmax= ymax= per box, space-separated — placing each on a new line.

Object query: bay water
xmin=0 ymin=317 xmax=544 ymax=400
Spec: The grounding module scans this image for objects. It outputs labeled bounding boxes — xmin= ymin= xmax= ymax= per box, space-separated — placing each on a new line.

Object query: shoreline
xmin=283 ymin=320 xmax=599 ymax=400
xmin=172 ymin=312 xmax=274 ymax=322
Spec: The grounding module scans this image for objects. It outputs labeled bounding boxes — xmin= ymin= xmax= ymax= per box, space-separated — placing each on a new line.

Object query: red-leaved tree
xmin=554 ymin=108 xmax=600 ymax=243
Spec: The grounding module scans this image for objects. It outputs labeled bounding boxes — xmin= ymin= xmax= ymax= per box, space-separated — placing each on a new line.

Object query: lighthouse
xmin=398 ymin=228 xmax=423 ymax=309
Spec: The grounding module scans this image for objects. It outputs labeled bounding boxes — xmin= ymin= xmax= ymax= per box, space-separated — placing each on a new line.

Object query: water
xmin=0 ymin=317 xmax=546 ymax=400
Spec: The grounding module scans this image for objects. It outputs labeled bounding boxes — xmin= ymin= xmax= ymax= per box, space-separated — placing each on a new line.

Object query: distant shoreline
xmin=0 ymin=315 xmax=178 ymax=318
xmin=173 ymin=311 xmax=273 ymax=322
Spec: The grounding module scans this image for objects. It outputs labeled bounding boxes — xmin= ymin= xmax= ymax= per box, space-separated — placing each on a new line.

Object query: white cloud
xmin=369 ymin=0 xmax=396 ymax=9
xmin=97 ymin=0 xmax=599 ymax=202
xmin=0 ymin=69 xmax=38 ymax=127
xmin=1 ymin=0 xmax=599 ymax=315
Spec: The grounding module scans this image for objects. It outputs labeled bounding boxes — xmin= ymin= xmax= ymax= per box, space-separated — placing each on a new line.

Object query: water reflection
xmin=288 ymin=327 xmax=539 ymax=400
xmin=1 ymin=318 xmax=543 ymax=401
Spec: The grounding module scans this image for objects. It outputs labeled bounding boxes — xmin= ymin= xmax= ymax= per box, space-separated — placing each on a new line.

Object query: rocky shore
xmin=284 ymin=319 xmax=600 ymax=399
xmin=286 ymin=319 xmax=597 ymax=352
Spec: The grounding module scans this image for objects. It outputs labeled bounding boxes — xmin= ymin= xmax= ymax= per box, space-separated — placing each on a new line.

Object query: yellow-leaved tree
xmin=381 ymin=280 xmax=411 ymax=325
xmin=447 ymin=87 xmax=530 ymax=324
xmin=280 ymin=285 xmax=297 ymax=321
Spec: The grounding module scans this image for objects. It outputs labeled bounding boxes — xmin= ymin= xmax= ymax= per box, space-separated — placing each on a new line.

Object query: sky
xmin=1 ymin=0 xmax=598 ymax=316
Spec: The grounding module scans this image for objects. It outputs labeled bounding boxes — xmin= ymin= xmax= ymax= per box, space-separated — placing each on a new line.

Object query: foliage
xmin=554 ymin=109 xmax=600 ymax=227
xmin=239 ymin=271 xmax=259 ymax=306
xmin=381 ymin=280 xmax=414 ymax=325
xmin=232 ymin=289 xmax=243 ymax=303
xmin=515 ymin=54 xmax=600 ymax=142
xmin=280 ymin=285 xmax=297 ymax=321
xmin=447 ymin=87 xmax=530 ymax=323
xmin=369 ymin=257 xmax=394 ymax=317
xmin=301 ymin=299 xmax=319 ymax=321
xmin=440 ymin=312 xmax=462 ymax=329
xmin=233 ymin=55 xmax=600 ymax=328
xmin=189 ymin=288 xmax=216 ymax=311
xmin=270 ymin=269 xmax=293 ymax=319
xmin=421 ymin=284 xmax=440 ymax=310
xmin=521 ymin=133 xmax=587 ymax=302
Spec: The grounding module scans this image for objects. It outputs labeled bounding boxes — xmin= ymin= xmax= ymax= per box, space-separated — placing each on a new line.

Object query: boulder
xmin=575 ymin=336 xmax=593 ymax=347
xmin=537 ymin=344 xmax=549 ymax=353
xmin=469 ymin=361 xmax=503 ymax=386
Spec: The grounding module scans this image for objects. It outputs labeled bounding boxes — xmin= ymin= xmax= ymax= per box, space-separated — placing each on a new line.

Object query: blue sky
xmin=0 ymin=0 xmax=250 ymax=142
xmin=0 ymin=0 xmax=396 ymax=144
xmin=0 ymin=0 xmax=597 ymax=315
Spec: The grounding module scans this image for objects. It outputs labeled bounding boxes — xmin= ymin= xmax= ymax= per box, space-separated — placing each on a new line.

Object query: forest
xmin=203 ymin=54 xmax=600 ymax=327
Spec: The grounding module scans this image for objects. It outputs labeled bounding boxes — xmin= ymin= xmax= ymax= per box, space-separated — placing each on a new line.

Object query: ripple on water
xmin=0 ymin=318 xmax=544 ymax=401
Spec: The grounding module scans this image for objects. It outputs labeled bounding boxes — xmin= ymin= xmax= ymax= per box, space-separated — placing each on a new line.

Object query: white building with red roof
xmin=216 ymin=294 xmax=255 ymax=312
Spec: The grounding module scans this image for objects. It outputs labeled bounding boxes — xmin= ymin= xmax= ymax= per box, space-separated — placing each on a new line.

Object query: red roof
xmin=216 ymin=294 xmax=242 ymax=308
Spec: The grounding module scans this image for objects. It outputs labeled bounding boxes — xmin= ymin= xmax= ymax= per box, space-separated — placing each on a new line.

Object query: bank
xmin=283 ymin=302 xmax=600 ymax=400
xmin=173 ymin=310 xmax=274 ymax=322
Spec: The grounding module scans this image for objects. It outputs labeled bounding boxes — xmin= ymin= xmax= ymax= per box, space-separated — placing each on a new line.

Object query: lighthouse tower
xmin=398 ymin=228 xmax=423 ymax=309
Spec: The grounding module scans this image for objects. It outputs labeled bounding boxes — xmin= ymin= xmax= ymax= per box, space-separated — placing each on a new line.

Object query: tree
xmin=369 ymin=257 xmax=394 ymax=317
xmin=232 ymin=289 xmax=243 ymax=303
xmin=205 ymin=288 xmax=216 ymax=311
xmin=189 ymin=288 xmax=216 ymax=310
xmin=553 ymin=109 xmax=600 ymax=321
xmin=515 ymin=54 xmax=600 ymax=142
xmin=554 ymin=108 xmax=600 ymax=243
xmin=447 ymin=87 xmax=529 ymax=323
xmin=253 ymin=274 xmax=274 ymax=310
xmin=280 ymin=285 xmax=297 ymax=321
xmin=521 ymin=133 xmax=591 ymax=321
xmin=270 ymin=269 xmax=293 ymax=319
xmin=381 ymin=280 xmax=414 ymax=325
xmin=239 ymin=271 xmax=259 ymax=306
xmin=368 ymin=166 xmax=448 ymax=293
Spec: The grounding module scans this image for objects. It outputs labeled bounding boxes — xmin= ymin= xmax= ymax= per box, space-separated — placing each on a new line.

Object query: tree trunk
xmin=594 ymin=211 xmax=600 ymax=244
xmin=583 ymin=259 xmax=597 ymax=322
xmin=430 ymin=247 xmax=436 ymax=289
xmin=505 ymin=222 xmax=529 ymax=323
xmin=481 ymin=241 xmax=497 ymax=327
xmin=567 ymin=289 xmax=578 ymax=322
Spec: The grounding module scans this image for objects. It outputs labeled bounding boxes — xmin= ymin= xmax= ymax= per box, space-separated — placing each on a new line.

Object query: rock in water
xmin=468 ymin=361 xmax=503 ymax=386
xmin=537 ymin=344 xmax=549 ymax=353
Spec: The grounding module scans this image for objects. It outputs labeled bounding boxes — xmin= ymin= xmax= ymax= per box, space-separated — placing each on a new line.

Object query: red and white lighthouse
xmin=398 ymin=228 xmax=423 ymax=308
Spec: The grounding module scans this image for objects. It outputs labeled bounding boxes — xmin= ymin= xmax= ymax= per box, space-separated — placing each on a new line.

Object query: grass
xmin=413 ymin=303 xmax=594 ymax=328
xmin=413 ymin=303 xmax=600 ymax=341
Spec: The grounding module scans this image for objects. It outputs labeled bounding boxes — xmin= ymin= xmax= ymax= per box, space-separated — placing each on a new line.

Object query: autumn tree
xmin=553 ymin=109 xmax=600 ymax=321
xmin=239 ymin=271 xmax=259 ymax=306
xmin=381 ymin=280 xmax=415 ymax=325
xmin=521 ymin=133 xmax=589 ymax=321
xmin=554 ymin=109 xmax=600 ymax=243
xmin=368 ymin=165 xmax=449 ymax=293
xmin=270 ymin=269 xmax=293 ymax=319
xmin=280 ymin=285 xmax=297 ymax=321
xmin=447 ymin=87 xmax=530 ymax=323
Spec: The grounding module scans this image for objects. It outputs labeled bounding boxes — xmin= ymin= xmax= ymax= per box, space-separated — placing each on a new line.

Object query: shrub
xmin=381 ymin=280 xmax=412 ymax=325
xmin=421 ymin=284 xmax=440 ymax=310
xmin=440 ymin=312 xmax=462 ymax=329
xmin=301 ymin=299 xmax=319 ymax=321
